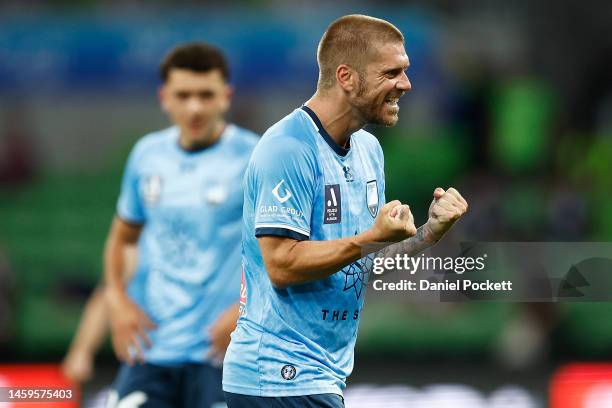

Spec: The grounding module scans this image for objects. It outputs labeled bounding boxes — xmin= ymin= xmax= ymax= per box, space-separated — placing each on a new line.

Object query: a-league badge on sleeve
xmin=366 ymin=180 xmax=378 ymax=218
xmin=324 ymin=184 xmax=341 ymax=224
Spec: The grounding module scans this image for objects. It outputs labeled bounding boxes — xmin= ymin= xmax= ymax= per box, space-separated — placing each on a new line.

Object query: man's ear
xmin=336 ymin=64 xmax=358 ymax=93
xmin=225 ymin=84 xmax=234 ymax=100
xmin=221 ymin=84 xmax=233 ymax=112
xmin=158 ymin=86 xmax=169 ymax=112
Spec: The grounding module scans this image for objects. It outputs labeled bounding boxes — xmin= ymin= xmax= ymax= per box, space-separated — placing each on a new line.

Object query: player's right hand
xmin=107 ymin=289 xmax=156 ymax=365
xmin=370 ymin=200 xmax=417 ymax=242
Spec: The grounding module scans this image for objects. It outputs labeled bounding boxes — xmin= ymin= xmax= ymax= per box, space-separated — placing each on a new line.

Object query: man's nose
xmin=187 ymin=97 xmax=204 ymax=113
xmin=397 ymin=71 xmax=412 ymax=92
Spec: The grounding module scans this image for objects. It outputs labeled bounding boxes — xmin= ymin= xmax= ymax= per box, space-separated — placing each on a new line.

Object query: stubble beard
xmin=354 ymin=77 xmax=399 ymax=127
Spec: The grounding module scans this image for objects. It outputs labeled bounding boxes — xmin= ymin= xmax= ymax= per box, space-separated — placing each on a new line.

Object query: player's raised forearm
xmin=260 ymin=231 xmax=377 ymax=288
xmin=260 ymin=200 xmax=417 ymax=288
xmin=383 ymin=225 xmax=435 ymax=257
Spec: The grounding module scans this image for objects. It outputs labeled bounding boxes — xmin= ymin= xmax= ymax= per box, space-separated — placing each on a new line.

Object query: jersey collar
xmin=301 ymin=106 xmax=350 ymax=157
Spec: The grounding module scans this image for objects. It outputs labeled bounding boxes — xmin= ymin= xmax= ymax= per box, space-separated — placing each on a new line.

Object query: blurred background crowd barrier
xmin=0 ymin=0 xmax=611 ymax=406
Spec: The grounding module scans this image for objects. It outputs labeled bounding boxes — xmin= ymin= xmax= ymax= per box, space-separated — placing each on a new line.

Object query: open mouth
xmin=384 ymin=97 xmax=400 ymax=108
xmin=189 ymin=121 xmax=205 ymax=130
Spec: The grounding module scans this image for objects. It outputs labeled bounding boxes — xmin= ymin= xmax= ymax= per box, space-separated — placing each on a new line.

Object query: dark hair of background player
xmin=160 ymin=42 xmax=230 ymax=83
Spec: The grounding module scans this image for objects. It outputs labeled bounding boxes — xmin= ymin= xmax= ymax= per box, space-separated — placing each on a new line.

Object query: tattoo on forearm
xmin=393 ymin=226 xmax=428 ymax=256
xmin=415 ymin=225 xmax=424 ymax=241
xmin=368 ymin=226 xmax=432 ymax=279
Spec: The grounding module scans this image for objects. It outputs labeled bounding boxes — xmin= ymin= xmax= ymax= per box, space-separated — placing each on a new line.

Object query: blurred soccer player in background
xmin=76 ymin=42 xmax=259 ymax=407
xmin=222 ymin=15 xmax=467 ymax=407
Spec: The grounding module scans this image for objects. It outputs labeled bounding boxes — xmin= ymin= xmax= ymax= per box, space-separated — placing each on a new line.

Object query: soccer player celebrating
xmin=222 ymin=15 xmax=467 ymax=407
xmin=105 ymin=43 xmax=258 ymax=407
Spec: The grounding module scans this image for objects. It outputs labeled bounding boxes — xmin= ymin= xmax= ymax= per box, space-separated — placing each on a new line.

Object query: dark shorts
xmin=109 ymin=362 xmax=226 ymax=408
xmin=224 ymin=392 xmax=344 ymax=408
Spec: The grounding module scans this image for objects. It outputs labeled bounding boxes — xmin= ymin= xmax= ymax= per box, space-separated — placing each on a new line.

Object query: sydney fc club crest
xmin=142 ymin=175 xmax=163 ymax=206
xmin=281 ymin=364 xmax=297 ymax=380
xmin=324 ymin=184 xmax=341 ymax=224
xmin=366 ymin=180 xmax=379 ymax=217
xmin=204 ymin=183 xmax=228 ymax=205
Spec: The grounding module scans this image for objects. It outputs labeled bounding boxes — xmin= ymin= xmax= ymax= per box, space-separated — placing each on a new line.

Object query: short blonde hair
xmin=317 ymin=14 xmax=404 ymax=90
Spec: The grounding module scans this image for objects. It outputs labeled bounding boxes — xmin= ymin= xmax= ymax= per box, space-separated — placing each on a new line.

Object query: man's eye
xmin=176 ymin=92 xmax=190 ymax=100
xmin=199 ymin=91 xmax=215 ymax=99
xmin=385 ymin=71 xmax=400 ymax=79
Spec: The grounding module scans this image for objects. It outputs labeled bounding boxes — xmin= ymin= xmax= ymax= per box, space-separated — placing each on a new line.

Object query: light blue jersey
xmin=117 ymin=124 xmax=258 ymax=365
xmin=223 ymin=107 xmax=385 ymax=396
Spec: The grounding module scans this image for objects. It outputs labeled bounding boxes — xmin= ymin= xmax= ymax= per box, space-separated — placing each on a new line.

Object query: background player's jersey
xmin=117 ymin=124 xmax=258 ymax=364
xmin=223 ymin=107 xmax=385 ymax=396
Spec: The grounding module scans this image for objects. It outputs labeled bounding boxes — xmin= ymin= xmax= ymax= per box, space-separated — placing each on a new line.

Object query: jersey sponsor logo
xmin=239 ymin=266 xmax=247 ymax=317
xmin=366 ymin=180 xmax=379 ymax=218
xmin=258 ymin=205 xmax=304 ymax=217
xmin=281 ymin=364 xmax=297 ymax=380
xmin=156 ymin=215 xmax=199 ymax=270
xmin=342 ymin=255 xmax=373 ymax=299
xmin=141 ymin=175 xmax=162 ymax=206
xmin=342 ymin=233 xmax=375 ymax=299
xmin=272 ymin=179 xmax=292 ymax=203
xmin=324 ymin=184 xmax=342 ymax=224
xmin=321 ymin=308 xmax=360 ymax=321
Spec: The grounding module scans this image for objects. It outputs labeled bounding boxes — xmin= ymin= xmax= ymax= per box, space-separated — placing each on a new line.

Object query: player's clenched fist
xmin=424 ymin=187 xmax=468 ymax=242
xmin=370 ymin=200 xmax=417 ymax=242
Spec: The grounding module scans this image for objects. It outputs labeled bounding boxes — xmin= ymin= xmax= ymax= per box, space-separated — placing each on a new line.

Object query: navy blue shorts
xmin=224 ymin=392 xmax=344 ymax=408
xmin=109 ymin=362 xmax=226 ymax=408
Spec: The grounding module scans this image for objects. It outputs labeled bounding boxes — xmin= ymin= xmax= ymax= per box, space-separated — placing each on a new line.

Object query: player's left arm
xmin=207 ymin=303 xmax=239 ymax=363
xmin=380 ymin=187 xmax=468 ymax=259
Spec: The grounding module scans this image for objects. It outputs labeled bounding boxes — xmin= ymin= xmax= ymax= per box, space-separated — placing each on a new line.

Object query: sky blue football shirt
xmin=117 ymin=124 xmax=258 ymax=364
xmin=223 ymin=106 xmax=385 ymax=396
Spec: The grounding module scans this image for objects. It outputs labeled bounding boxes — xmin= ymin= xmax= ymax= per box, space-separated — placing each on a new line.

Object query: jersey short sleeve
xmin=116 ymin=145 xmax=145 ymax=224
xmin=251 ymin=137 xmax=317 ymax=241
